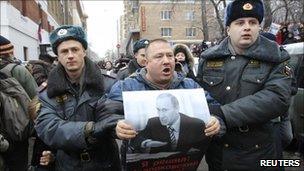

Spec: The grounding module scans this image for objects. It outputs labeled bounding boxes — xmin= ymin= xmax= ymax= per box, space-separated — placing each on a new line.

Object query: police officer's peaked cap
xmin=133 ymin=39 xmax=149 ymax=54
xmin=224 ymin=0 xmax=264 ymax=26
xmin=49 ymin=25 xmax=87 ymax=55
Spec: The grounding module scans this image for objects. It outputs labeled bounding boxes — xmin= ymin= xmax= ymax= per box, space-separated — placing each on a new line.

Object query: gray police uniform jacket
xmin=35 ymin=58 xmax=120 ymax=171
xmin=197 ymin=36 xmax=292 ymax=170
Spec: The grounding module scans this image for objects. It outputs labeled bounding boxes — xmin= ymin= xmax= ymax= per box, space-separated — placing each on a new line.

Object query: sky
xmin=82 ymin=1 xmax=124 ymax=58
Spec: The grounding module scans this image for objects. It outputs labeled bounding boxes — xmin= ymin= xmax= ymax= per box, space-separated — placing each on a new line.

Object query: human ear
xmin=226 ymin=26 xmax=230 ymax=36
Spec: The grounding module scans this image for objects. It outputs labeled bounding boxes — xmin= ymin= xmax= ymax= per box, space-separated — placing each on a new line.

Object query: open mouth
xmin=162 ymin=68 xmax=171 ymax=74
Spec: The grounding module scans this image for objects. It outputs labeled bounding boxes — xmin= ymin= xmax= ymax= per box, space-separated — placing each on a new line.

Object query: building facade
xmin=0 ymin=0 xmax=87 ymax=61
xmin=120 ymin=0 xmax=223 ymax=55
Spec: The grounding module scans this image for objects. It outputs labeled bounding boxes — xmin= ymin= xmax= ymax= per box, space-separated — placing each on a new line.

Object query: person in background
xmin=0 ymin=35 xmax=38 ymax=171
xmin=197 ymin=0 xmax=292 ymax=170
xmin=113 ymin=56 xmax=130 ymax=74
xmin=173 ymin=43 xmax=196 ymax=80
xmin=116 ymin=39 xmax=149 ymax=80
xmin=283 ymin=32 xmax=297 ymax=45
xmin=101 ymin=60 xmax=116 ymax=78
xmin=27 ymin=53 xmax=57 ymax=86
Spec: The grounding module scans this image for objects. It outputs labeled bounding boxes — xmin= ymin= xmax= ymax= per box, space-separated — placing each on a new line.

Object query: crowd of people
xmin=274 ymin=22 xmax=304 ymax=45
xmin=0 ymin=0 xmax=303 ymax=170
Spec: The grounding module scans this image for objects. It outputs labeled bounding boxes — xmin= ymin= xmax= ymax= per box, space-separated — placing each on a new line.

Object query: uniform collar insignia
xmin=249 ymin=59 xmax=260 ymax=67
xmin=206 ymin=60 xmax=224 ymax=68
xmin=56 ymin=94 xmax=68 ymax=103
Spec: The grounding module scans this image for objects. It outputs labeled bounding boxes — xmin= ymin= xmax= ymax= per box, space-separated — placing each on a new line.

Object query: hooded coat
xmin=173 ymin=44 xmax=196 ymax=80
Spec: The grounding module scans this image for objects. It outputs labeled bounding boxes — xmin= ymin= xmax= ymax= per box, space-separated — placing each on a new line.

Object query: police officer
xmin=35 ymin=25 xmax=122 ymax=170
xmin=197 ymin=0 xmax=292 ymax=170
xmin=116 ymin=39 xmax=149 ymax=80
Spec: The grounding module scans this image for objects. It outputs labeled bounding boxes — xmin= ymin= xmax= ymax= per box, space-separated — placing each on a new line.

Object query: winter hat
xmin=133 ymin=39 xmax=149 ymax=54
xmin=224 ymin=0 xmax=264 ymax=26
xmin=49 ymin=25 xmax=87 ymax=55
xmin=174 ymin=47 xmax=187 ymax=57
xmin=0 ymin=35 xmax=14 ymax=56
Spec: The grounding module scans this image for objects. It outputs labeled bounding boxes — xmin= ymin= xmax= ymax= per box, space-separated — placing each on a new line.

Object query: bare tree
xmin=271 ymin=0 xmax=303 ymax=24
xmin=209 ymin=0 xmax=226 ymax=37
xmin=263 ymin=0 xmax=272 ymax=29
xmin=201 ymin=0 xmax=209 ymax=40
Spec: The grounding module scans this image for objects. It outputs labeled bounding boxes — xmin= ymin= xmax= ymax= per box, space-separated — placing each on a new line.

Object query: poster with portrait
xmin=122 ymin=89 xmax=211 ymax=171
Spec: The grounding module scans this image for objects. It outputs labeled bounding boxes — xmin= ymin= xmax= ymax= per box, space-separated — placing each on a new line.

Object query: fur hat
xmin=224 ymin=0 xmax=264 ymax=26
xmin=49 ymin=25 xmax=87 ymax=55
xmin=174 ymin=47 xmax=187 ymax=57
xmin=133 ymin=39 xmax=149 ymax=54
xmin=0 ymin=35 xmax=14 ymax=56
xmin=173 ymin=44 xmax=194 ymax=68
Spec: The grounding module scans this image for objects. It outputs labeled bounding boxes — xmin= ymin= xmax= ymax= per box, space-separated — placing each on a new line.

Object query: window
xmin=161 ymin=11 xmax=172 ymax=20
xmin=23 ymin=47 xmax=28 ymax=61
xmin=161 ymin=28 xmax=172 ymax=37
xmin=132 ymin=1 xmax=139 ymax=13
xmin=186 ymin=11 xmax=195 ymax=20
xmin=186 ymin=28 xmax=196 ymax=37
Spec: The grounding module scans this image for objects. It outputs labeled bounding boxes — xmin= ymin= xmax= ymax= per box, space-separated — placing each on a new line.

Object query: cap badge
xmin=243 ymin=3 xmax=253 ymax=11
xmin=57 ymin=29 xmax=68 ymax=36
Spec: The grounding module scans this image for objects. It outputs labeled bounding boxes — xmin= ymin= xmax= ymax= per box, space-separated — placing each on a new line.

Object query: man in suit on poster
xmin=130 ymin=93 xmax=210 ymax=154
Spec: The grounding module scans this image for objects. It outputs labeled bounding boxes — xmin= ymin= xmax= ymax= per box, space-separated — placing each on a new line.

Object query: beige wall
xmin=139 ymin=2 xmax=204 ymax=42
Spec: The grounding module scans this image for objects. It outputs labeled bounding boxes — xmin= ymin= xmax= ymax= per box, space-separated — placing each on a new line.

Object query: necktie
xmin=168 ymin=126 xmax=177 ymax=150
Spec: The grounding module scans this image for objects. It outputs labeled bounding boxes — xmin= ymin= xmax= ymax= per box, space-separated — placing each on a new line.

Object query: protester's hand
xmin=141 ymin=139 xmax=168 ymax=148
xmin=116 ymin=120 xmax=137 ymax=140
xmin=205 ymin=116 xmax=220 ymax=136
xmin=40 ymin=150 xmax=54 ymax=166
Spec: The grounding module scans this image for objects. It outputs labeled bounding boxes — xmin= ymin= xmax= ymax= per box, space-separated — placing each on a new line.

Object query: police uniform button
xmin=224 ymin=144 xmax=229 ymax=147
xmin=64 ymin=117 xmax=68 ymax=120
xmin=231 ymin=56 xmax=236 ymax=60
xmin=255 ymin=144 xmax=259 ymax=148
xmin=226 ymin=86 xmax=231 ymax=91
xmin=257 ymin=79 xmax=261 ymax=83
xmin=210 ymin=81 xmax=214 ymax=85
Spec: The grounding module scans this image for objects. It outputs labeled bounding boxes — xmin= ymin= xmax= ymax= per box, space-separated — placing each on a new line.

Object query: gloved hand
xmin=141 ymin=139 xmax=168 ymax=148
xmin=87 ymin=115 xmax=123 ymax=139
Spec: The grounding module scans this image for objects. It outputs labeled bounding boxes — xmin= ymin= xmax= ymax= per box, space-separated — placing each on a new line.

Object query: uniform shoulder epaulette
xmin=37 ymin=81 xmax=47 ymax=93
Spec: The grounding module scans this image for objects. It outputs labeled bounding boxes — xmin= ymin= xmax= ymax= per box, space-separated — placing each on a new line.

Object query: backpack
xmin=0 ymin=63 xmax=31 ymax=141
